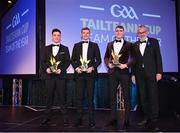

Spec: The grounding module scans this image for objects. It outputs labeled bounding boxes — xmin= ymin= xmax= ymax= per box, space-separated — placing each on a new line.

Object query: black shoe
xmin=63 ymin=118 xmax=69 ymax=126
xmin=75 ymin=119 xmax=82 ymax=127
xmin=147 ymin=121 xmax=160 ymax=132
xmin=152 ymin=127 xmax=160 ymax=132
xmin=148 ymin=124 xmax=160 ymax=132
xmin=106 ymin=120 xmax=117 ymax=127
xmin=89 ymin=122 xmax=95 ymax=128
xmin=123 ymin=120 xmax=130 ymax=129
xmin=137 ymin=119 xmax=149 ymax=126
xmin=40 ymin=118 xmax=51 ymax=126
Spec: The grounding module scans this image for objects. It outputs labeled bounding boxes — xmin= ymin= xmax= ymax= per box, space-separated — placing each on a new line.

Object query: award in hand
xmin=80 ymin=55 xmax=90 ymax=72
xmin=111 ymin=50 xmax=122 ymax=67
xmin=49 ymin=56 xmax=61 ymax=73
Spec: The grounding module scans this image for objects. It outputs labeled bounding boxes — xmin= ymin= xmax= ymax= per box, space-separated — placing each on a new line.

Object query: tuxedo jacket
xmin=132 ymin=37 xmax=163 ymax=77
xmin=71 ymin=41 xmax=101 ymax=78
xmin=41 ymin=44 xmax=70 ymax=79
xmin=104 ymin=40 xmax=136 ymax=74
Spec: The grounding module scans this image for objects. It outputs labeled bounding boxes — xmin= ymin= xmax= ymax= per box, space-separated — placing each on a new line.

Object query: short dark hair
xmin=81 ymin=27 xmax=90 ymax=32
xmin=115 ymin=25 xmax=124 ymax=31
xmin=52 ymin=28 xmax=61 ymax=34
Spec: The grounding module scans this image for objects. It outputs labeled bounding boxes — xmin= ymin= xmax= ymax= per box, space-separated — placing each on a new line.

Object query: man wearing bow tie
xmin=131 ymin=25 xmax=163 ymax=131
xmin=71 ymin=27 xmax=101 ymax=128
xmin=41 ymin=28 xmax=70 ymax=126
xmin=104 ymin=25 xmax=136 ymax=129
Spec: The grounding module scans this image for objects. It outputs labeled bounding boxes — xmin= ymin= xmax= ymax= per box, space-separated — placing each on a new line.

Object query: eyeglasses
xmin=138 ymin=31 xmax=147 ymax=34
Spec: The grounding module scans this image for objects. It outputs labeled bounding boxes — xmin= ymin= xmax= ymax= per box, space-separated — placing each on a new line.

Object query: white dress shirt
xmin=52 ymin=43 xmax=60 ymax=57
xmin=139 ymin=38 xmax=148 ymax=56
xmin=113 ymin=39 xmax=124 ymax=54
xmin=82 ymin=41 xmax=89 ymax=59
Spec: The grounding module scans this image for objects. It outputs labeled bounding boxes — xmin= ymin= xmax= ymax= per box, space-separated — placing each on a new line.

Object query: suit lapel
xmin=136 ymin=42 xmax=142 ymax=57
xmin=143 ymin=38 xmax=150 ymax=57
xmin=80 ymin=42 xmax=83 ymax=56
xmin=110 ymin=42 xmax=114 ymax=54
xmin=49 ymin=44 xmax=53 ymax=57
xmin=87 ymin=42 xmax=92 ymax=59
xmin=118 ymin=41 xmax=126 ymax=55
xmin=57 ymin=44 xmax=61 ymax=57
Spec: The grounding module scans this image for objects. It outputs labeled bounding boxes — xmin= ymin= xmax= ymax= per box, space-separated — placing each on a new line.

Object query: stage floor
xmin=0 ymin=105 xmax=180 ymax=132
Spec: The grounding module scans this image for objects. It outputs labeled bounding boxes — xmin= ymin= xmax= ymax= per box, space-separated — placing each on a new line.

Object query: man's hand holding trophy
xmin=109 ymin=50 xmax=128 ymax=69
xmin=75 ymin=55 xmax=93 ymax=74
xmin=47 ymin=56 xmax=61 ymax=74
xmin=111 ymin=50 xmax=121 ymax=67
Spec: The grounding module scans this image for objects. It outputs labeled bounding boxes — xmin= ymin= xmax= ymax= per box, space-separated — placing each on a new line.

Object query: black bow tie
xmin=82 ymin=41 xmax=88 ymax=43
xmin=52 ymin=44 xmax=60 ymax=47
xmin=115 ymin=40 xmax=121 ymax=43
xmin=139 ymin=40 xmax=147 ymax=44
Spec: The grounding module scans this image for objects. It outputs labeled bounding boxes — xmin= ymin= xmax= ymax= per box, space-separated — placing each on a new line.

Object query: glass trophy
xmin=111 ymin=50 xmax=122 ymax=67
xmin=80 ymin=55 xmax=90 ymax=72
xmin=49 ymin=56 xmax=61 ymax=73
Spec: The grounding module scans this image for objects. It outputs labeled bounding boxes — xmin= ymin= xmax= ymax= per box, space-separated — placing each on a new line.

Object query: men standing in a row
xmin=41 ymin=28 xmax=70 ymax=126
xmin=132 ymin=25 xmax=163 ymax=131
xmin=71 ymin=27 xmax=101 ymax=127
xmin=104 ymin=25 xmax=136 ymax=128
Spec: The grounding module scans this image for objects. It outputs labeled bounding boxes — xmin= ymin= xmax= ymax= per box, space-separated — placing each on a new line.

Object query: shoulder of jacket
xmin=148 ymin=37 xmax=158 ymax=42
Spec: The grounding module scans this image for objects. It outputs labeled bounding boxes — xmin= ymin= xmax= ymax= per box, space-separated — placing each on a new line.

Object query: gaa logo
xmin=110 ymin=4 xmax=138 ymax=20
xmin=12 ymin=13 xmax=21 ymax=28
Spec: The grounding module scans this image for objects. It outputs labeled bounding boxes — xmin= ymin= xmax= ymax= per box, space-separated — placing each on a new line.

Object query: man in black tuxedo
xmin=41 ymin=28 xmax=70 ymax=126
xmin=104 ymin=25 xmax=136 ymax=129
xmin=131 ymin=25 xmax=163 ymax=131
xmin=71 ymin=27 xmax=101 ymax=127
